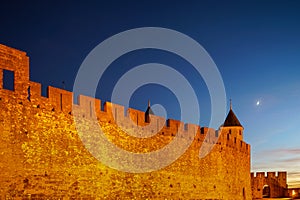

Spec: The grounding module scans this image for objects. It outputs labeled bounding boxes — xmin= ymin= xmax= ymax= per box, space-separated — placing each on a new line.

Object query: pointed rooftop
xmin=145 ymin=100 xmax=154 ymax=115
xmin=145 ymin=100 xmax=154 ymax=123
xmin=223 ymin=100 xmax=243 ymax=127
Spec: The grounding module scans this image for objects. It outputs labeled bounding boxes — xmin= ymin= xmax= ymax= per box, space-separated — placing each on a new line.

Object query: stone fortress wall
xmin=251 ymin=171 xmax=287 ymax=199
xmin=0 ymin=44 xmax=251 ymax=199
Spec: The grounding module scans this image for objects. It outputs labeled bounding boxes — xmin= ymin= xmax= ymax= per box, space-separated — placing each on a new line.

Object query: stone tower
xmin=221 ymin=100 xmax=244 ymax=141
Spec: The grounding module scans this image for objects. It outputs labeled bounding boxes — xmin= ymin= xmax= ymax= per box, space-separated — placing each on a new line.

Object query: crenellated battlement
xmin=251 ymin=171 xmax=287 ymax=180
xmin=0 ymin=43 xmax=250 ymax=154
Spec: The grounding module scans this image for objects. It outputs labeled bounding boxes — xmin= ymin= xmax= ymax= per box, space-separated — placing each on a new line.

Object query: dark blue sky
xmin=1 ymin=1 xmax=300 ymax=186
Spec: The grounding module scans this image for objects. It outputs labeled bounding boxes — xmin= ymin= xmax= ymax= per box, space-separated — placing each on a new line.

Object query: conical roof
xmin=145 ymin=100 xmax=154 ymax=115
xmin=223 ymin=109 xmax=242 ymax=127
xmin=223 ymin=101 xmax=243 ymax=127
xmin=145 ymin=106 xmax=154 ymax=115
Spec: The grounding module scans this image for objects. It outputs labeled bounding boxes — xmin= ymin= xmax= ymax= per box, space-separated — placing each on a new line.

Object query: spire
xmin=148 ymin=99 xmax=150 ymax=108
xmin=223 ymin=100 xmax=243 ymax=127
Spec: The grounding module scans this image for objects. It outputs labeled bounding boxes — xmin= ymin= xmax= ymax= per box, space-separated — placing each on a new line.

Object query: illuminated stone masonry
xmin=0 ymin=44 xmax=251 ymax=199
xmin=251 ymin=171 xmax=300 ymax=199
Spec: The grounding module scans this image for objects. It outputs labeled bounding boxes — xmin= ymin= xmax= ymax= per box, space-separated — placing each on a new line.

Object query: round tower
xmin=221 ymin=100 xmax=244 ymax=141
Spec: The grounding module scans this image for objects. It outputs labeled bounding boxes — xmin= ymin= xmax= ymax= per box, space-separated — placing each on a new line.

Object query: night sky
xmin=1 ymin=1 xmax=300 ymax=187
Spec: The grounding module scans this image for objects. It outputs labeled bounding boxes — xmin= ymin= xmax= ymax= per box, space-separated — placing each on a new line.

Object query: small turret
xmin=145 ymin=100 xmax=154 ymax=123
xmin=221 ymin=100 xmax=244 ymax=140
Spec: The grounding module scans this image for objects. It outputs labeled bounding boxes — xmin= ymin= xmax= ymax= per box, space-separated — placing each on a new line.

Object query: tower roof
xmin=145 ymin=100 xmax=154 ymax=115
xmin=223 ymin=101 xmax=243 ymax=127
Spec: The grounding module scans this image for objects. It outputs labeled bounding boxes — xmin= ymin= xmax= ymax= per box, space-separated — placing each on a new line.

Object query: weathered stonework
xmin=0 ymin=44 xmax=251 ymax=199
xmin=251 ymin=172 xmax=288 ymax=199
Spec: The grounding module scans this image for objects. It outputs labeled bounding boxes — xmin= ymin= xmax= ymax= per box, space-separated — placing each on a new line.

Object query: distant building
xmin=251 ymin=171 xmax=300 ymax=199
xmin=287 ymin=188 xmax=300 ymax=199
xmin=251 ymin=172 xmax=287 ymax=198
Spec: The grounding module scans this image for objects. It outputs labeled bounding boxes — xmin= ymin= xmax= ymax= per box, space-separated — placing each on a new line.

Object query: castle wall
xmin=0 ymin=44 xmax=252 ymax=199
xmin=251 ymin=171 xmax=287 ymax=199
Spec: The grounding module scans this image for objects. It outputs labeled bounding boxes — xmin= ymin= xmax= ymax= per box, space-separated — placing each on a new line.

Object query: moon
xmin=256 ymin=100 xmax=260 ymax=106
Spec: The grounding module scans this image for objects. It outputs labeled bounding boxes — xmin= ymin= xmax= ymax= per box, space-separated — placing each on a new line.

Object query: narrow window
xmin=3 ymin=69 xmax=14 ymax=91
xmin=60 ymin=93 xmax=63 ymax=111
xmin=184 ymin=124 xmax=188 ymax=131
xmin=114 ymin=107 xmax=117 ymax=121
xmin=27 ymin=86 xmax=31 ymax=101
xmin=215 ymin=131 xmax=218 ymax=137
xmin=90 ymin=101 xmax=93 ymax=117
xmin=201 ymin=128 xmax=204 ymax=134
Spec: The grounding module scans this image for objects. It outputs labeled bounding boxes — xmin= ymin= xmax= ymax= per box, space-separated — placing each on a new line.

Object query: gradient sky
xmin=1 ymin=1 xmax=300 ymax=187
